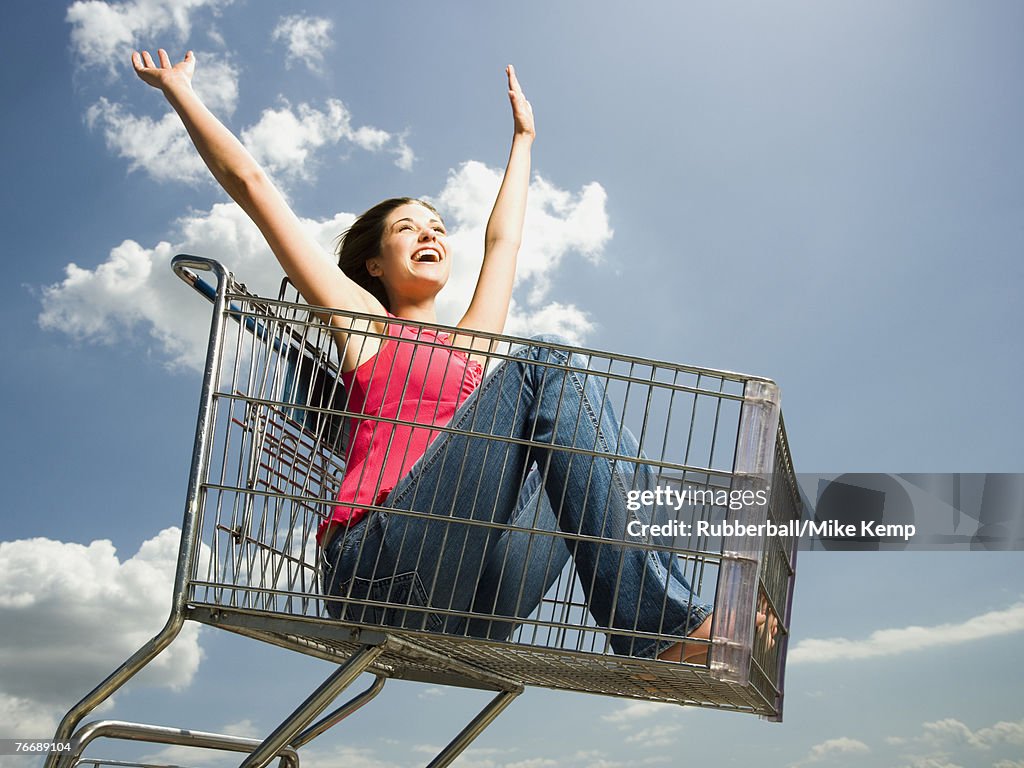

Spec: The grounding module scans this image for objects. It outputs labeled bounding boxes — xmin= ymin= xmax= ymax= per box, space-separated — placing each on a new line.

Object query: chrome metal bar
xmin=168 ymin=257 xmax=796 ymax=717
xmin=230 ymin=295 xmax=773 ymax=384
xmin=63 ymin=720 xmax=299 ymax=768
xmin=290 ymin=674 xmax=387 ymax=749
xmin=425 ymin=690 xmax=521 ymax=768
xmin=239 ymin=644 xmax=385 ymax=768
xmin=47 ymin=256 xmax=233 ymax=768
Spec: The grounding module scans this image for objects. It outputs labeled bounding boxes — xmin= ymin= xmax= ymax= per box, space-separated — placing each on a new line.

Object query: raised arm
xmin=131 ymin=50 xmax=384 ymax=328
xmin=457 ymin=65 xmax=535 ymax=339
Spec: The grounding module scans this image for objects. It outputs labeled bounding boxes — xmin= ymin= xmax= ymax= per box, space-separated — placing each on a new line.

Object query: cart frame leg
xmin=49 ymin=258 xmax=236 ymax=768
xmin=60 ymin=719 xmax=300 ymax=768
xmin=49 ymin=617 xmax=184 ymax=768
xmin=291 ymin=674 xmax=387 ymax=749
xmin=240 ymin=644 xmax=385 ymax=768
xmin=425 ymin=689 xmax=521 ymax=768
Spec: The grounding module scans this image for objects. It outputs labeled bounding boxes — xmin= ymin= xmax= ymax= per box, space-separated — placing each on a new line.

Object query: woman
xmin=133 ymin=49 xmax=730 ymax=662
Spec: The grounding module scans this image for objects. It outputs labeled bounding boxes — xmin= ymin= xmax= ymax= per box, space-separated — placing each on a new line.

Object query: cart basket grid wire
xmin=184 ymin=257 xmax=799 ymax=718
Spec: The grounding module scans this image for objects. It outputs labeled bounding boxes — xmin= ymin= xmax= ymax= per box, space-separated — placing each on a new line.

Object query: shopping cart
xmin=49 ymin=255 xmax=802 ymax=768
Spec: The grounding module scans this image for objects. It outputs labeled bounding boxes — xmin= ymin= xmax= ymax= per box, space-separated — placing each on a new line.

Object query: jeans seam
xmin=388 ymin=347 xmax=533 ymax=509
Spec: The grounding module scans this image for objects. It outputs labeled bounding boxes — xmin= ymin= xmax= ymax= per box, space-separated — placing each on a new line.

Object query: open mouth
xmin=411 ymin=248 xmax=442 ymax=263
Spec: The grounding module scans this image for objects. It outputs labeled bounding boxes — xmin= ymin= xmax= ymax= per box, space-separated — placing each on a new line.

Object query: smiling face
xmin=367 ymin=202 xmax=451 ymax=307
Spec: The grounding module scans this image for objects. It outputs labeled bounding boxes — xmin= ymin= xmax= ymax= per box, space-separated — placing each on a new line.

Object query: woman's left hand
xmin=506 ymin=65 xmax=535 ymax=140
xmin=132 ymin=48 xmax=195 ymax=94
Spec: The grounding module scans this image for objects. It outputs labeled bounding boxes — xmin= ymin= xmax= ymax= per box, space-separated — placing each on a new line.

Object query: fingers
xmin=133 ymin=48 xmax=193 ymax=72
xmin=756 ymin=598 xmax=780 ymax=652
xmin=506 ymin=63 xmax=523 ymax=96
xmin=132 ymin=47 xmax=196 ymax=93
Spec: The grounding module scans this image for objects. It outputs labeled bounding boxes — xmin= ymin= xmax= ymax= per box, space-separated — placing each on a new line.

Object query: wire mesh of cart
xmin=49 ymin=255 xmax=802 ymax=768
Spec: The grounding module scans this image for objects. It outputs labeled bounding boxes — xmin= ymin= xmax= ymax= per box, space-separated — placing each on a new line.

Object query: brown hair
xmin=335 ymin=197 xmax=442 ymax=312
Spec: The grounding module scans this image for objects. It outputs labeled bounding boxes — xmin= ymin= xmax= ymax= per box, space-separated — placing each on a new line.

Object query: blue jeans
xmin=321 ymin=336 xmax=712 ymax=658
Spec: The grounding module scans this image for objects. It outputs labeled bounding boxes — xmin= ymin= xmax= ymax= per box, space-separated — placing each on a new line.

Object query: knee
xmin=520 ymin=334 xmax=589 ymax=369
xmin=528 ymin=332 xmax=572 ymax=348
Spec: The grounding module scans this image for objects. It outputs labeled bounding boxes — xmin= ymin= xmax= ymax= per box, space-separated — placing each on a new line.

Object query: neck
xmin=389 ymin=296 xmax=437 ymax=324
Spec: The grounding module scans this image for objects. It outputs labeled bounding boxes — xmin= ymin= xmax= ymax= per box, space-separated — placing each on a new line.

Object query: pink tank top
xmin=317 ymin=316 xmax=484 ymax=544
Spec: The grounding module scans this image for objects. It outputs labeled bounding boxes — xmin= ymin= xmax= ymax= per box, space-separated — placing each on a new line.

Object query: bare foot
xmin=657 ymin=595 xmax=778 ymax=666
xmin=656 ymin=612 xmax=714 ymax=665
xmin=757 ymin=593 xmax=780 ymax=654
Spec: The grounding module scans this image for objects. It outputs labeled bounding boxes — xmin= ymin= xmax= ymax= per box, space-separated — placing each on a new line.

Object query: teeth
xmin=414 ymin=249 xmax=439 ymax=262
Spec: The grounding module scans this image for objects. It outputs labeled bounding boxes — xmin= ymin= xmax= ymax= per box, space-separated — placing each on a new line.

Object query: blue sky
xmin=1 ymin=1 xmax=1022 ymax=767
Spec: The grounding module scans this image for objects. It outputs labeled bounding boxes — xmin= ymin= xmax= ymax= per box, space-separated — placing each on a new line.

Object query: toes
xmin=755 ymin=593 xmax=780 ymax=651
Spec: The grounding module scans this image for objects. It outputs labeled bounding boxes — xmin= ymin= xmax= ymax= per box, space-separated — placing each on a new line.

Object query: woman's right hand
xmin=126 ymin=44 xmax=384 ymax=359
xmin=132 ymin=48 xmax=195 ymax=93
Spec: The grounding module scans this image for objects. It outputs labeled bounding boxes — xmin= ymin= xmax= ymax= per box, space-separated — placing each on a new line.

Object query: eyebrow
xmin=392 ymin=216 xmax=445 ymax=229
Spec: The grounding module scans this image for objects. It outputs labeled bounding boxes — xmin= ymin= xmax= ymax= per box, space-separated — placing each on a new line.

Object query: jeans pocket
xmin=342 ymin=571 xmax=444 ymax=632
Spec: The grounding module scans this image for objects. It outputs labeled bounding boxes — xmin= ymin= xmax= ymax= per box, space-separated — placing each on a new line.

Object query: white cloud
xmin=504 ymin=299 xmax=594 ymax=347
xmin=910 ymin=717 xmax=1024 ymax=751
xmin=921 ymin=719 xmax=985 ymax=748
xmin=242 ymin=97 xmax=415 ymax=181
xmin=88 ymin=89 xmax=404 ymax=187
xmin=410 ymin=745 xmax=653 ymax=768
xmin=300 ymin=745 xmax=400 ymax=768
xmin=85 ymin=53 xmax=239 ymax=183
xmin=0 ymin=528 xmax=204 ymax=738
xmin=206 ymin=27 xmax=226 ymax=48
xmin=789 ymin=737 xmax=870 ymax=767
xmin=0 ymin=694 xmax=76 ymax=768
xmin=600 ymin=700 xmax=675 ymax=724
xmin=789 ymin=601 xmax=1024 ymax=664
xmin=90 ymin=74 xmax=404 ymax=185
xmin=272 ymin=15 xmax=334 ymax=73
xmin=885 ymin=716 xmax=1024 ymax=768
xmin=0 ymin=693 xmax=62 ymax=742
xmin=38 ymin=202 xmax=349 ymax=370
xmin=436 ymin=162 xmax=611 ymax=315
xmin=241 ymin=98 xmax=349 ymax=182
xmin=413 ymin=744 xmax=506 ymax=768
xmin=67 ymin=0 xmax=231 ymax=72
xmin=624 ymin=723 xmax=681 ymax=747
xmin=897 ymin=758 xmax=963 ymax=768
xmin=434 ymin=161 xmax=611 ymax=336
xmin=392 ymin=135 xmax=415 ymax=171
xmin=220 ymin=717 xmax=260 ymax=738
xmin=565 ymin=757 xmax=625 ymax=768
xmin=191 ymin=54 xmax=241 ymax=116
xmin=976 ymin=720 xmax=1024 ymax=748
xmin=39 ymin=165 xmax=610 ymax=368
xmin=84 ymin=45 xmax=241 ymax=185
xmin=87 ymin=97 xmax=208 ymax=183
xmin=561 ymin=751 xmax=667 ymax=768
xmin=351 ymin=125 xmax=391 ymax=152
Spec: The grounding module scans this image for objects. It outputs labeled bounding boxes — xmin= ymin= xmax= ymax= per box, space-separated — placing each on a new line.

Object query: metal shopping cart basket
xmin=49 ymin=255 xmax=802 ymax=768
